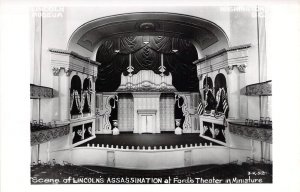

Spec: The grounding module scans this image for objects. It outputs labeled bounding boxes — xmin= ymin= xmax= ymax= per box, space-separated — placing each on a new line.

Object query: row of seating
xmin=245 ymin=117 xmax=272 ymax=128
xmin=30 ymin=120 xmax=57 ymax=132
xmin=31 ymin=160 xmax=108 ymax=181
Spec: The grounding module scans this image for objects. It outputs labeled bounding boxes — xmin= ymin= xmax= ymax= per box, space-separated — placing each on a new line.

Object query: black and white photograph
xmin=29 ymin=4 xmax=273 ymax=184
xmin=0 ymin=0 xmax=300 ymax=191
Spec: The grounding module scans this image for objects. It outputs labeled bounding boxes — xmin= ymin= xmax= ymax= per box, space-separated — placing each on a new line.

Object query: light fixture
xmin=127 ymin=53 xmax=134 ymax=76
xmin=143 ymin=36 xmax=150 ymax=44
xmin=158 ymin=53 xmax=166 ymax=76
xmin=114 ymin=37 xmax=120 ymax=53
xmin=172 ymin=37 xmax=178 ymax=53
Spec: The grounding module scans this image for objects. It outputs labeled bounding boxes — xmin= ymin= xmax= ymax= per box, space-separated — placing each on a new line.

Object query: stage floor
xmin=78 ymin=133 xmax=221 ymax=149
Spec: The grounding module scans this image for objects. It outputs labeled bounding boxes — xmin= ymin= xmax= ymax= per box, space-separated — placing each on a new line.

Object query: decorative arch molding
xmin=67 ymin=12 xmax=229 ymax=57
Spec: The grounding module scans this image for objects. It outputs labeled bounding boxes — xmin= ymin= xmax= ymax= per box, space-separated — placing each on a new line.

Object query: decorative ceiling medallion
xmin=138 ymin=22 xmax=156 ymax=31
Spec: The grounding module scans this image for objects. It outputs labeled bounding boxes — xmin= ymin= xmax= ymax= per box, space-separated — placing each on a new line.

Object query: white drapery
xmin=70 ymin=90 xmax=81 ymax=112
xmin=81 ymin=90 xmax=91 ymax=113
xmin=117 ymin=94 xmax=134 ymax=131
xmin=160 ymin=93 xmax=175 ymax=131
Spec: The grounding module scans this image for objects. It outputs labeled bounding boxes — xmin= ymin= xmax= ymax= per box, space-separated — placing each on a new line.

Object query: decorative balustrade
xmin=31 ymin=123 xmax=70 ymax=146
xmin=245 ymin=80 xmax=272 ymax=96
xmin=228 ymin=121 xmax=272 ymax=143
xmin=31 ymin=120 xmax=53 ymax=132
xmin=30 ymin=84 xmax=54 ymax=99
xmin=80 ymin=141 xmax=218 ymax=151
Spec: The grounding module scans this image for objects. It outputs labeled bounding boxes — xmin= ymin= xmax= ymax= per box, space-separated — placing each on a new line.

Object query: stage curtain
xmin=160 ymin=93 xmax=175 ymax=131
xmin=118 ymin=93 xmax=134 ymax=132
xmin=95 ymin=36 xmax=199 ymax=92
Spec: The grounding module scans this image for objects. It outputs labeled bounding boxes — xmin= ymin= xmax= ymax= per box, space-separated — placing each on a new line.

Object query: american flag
xmin=222 ymin=90 xmax=229 ymax=118
xmin=197 ymin=101 xmax=204 ymax=115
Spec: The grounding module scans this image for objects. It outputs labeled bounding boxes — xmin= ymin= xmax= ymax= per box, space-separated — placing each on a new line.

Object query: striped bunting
xmin=222 ymin=90 xmax=229 ymax=118
xmin=197 ymin=101 xmax=204 ymax=115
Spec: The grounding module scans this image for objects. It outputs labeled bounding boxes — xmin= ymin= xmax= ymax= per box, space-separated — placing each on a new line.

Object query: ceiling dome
xmin=68 ymin=12 xmax=229 ymax=55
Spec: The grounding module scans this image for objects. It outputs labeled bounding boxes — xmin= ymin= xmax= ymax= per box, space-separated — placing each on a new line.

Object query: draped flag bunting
xmin=96 ymin=35 xmax=199 ymax=92
xmin=215 ymin=88 xmax=229 ymax=118
xmin=70 ymin=90 xmax=92 ymax=114
xmin=74 ymin=91 xmax=81 ymax=112
xmin=80 ymin=91 xmax=86 ymax=113
xmin=86 ymin=92 xmax=91 ymax=110
xmin=70 ymin=91 xmax=75 ymax=111
xmin=222 ymin=89 xmax=229 ymax=118
xmin=197 ymin=101 xmax=204 ymax=115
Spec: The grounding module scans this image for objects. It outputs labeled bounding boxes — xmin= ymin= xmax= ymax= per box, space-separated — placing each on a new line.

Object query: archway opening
xmin=70 ymin=75 xmax=82 ymax=116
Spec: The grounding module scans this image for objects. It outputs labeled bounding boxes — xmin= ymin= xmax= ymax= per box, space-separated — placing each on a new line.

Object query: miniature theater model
xmin=30 ymin=9 xmax=272 ymax=170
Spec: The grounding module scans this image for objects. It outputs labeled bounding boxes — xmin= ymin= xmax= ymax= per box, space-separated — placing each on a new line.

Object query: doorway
xmin=137 ymin=109 xmax=157 ymax=134
xmin=140 ymin=115 xmax=154 ymax=133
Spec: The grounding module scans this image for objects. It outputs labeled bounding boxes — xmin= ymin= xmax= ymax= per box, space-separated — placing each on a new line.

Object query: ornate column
xmin=225 ymin=66 xmax=240 ymax=119
xmin=52 ymin=67 xmax=71 ymax=122
xmin=226 ymin=47 xmax=248 ymax=120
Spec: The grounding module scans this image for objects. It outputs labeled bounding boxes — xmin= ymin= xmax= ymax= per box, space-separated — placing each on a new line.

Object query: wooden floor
xmin=78 ymin=133 xmax=221 ymax=149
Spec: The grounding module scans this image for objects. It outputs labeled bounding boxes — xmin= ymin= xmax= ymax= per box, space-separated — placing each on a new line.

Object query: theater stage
xmin=77 ymin=133 xmax=222 ymax=149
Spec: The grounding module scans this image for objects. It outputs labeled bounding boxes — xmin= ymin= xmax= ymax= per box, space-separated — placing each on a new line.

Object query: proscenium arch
xmin=67 ymin=12 xmax=229 ymax=60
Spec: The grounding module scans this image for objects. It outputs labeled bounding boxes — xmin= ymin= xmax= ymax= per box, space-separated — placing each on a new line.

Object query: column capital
xmin=65 ymin=68 xmax=72 ymax=76
xmin=237 ymin=64 xmax=247 ymax=73
xmin=92 ymin=75 xmax=97 ymax=82
xmin=52 ymin=67 xmax=61 ymax=76
xmin=197 ymin=74 xmax=203 ymax=81
xmin=224 ymin=66 xmax=234 ymax=74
